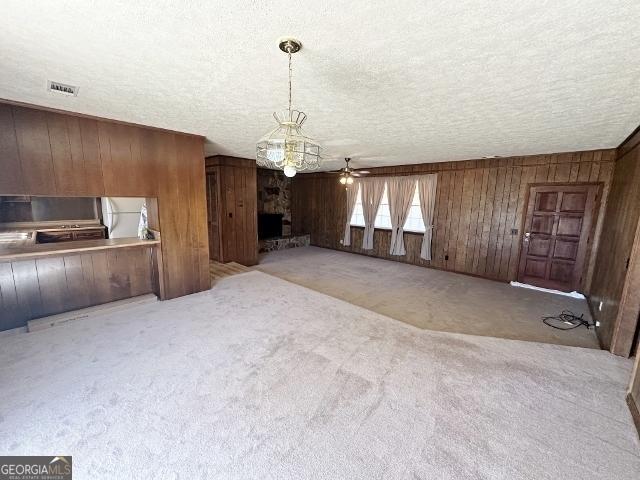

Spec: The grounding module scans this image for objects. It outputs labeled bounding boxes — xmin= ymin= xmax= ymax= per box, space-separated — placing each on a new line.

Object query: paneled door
xmin=517 ymin=184 xmax=599 ymax=292
xmin=205 ymin=171 xmax=222 ymax=262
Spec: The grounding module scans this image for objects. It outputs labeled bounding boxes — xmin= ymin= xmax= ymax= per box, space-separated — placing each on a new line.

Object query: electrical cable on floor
xmin=542 ymin=310 xmax=595 ymax=330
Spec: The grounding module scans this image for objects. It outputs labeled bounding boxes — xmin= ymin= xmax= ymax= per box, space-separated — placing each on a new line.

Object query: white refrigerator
xmin=101 ymin=197 xmax=146 ymax=239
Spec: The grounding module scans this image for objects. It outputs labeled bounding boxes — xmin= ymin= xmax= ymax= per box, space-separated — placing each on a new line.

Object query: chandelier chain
xmin=288 ymin=49 xmax=293 ymax=114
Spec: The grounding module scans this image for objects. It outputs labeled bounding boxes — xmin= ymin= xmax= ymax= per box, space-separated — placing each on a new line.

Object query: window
xmin=350 ymin=181 xmax=426 ymax=233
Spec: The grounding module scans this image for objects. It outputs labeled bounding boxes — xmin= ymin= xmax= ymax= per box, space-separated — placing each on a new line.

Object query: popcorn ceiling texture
xmin=0 ymin=1 xmax=639 ymax=171
xmin=0 ymin=271 xmax=638 ymax=479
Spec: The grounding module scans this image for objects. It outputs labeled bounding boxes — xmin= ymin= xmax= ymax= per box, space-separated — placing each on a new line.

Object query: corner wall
xmin=589 ymin=129 xmax=640 ymax=355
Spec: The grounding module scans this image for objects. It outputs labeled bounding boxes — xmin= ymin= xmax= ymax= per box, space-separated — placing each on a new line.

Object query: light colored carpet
xmin=256 ymin=246 xmax=600 ymax=349
xmin=0 ymin=271 xmax=638 ymax=479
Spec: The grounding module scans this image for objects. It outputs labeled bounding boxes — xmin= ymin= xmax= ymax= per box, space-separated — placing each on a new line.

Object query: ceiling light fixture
xmin=333 ymin=158 xmax=369 ymax=187
xmin=256 ymin=38 xmax=321 ymax=178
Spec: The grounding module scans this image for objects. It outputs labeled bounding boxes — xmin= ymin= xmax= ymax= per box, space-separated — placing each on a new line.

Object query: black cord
xmin=542 ymin=310 xmax=595 ymax=330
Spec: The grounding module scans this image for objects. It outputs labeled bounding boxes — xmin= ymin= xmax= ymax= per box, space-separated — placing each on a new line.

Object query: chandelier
xmin=256 ymin=38 xmax=321 ymax=177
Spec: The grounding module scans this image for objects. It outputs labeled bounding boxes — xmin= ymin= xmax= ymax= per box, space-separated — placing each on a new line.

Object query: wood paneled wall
xmin=0 ymin=247 xmax=153 ymax=331
xmin=205 ymin=156 xmax=258 ymax=266
xmin=0 ymin=102 xmax=210 ymax=300
xmin=590 ymin=129 xmax=640 ymax=355
xmin=292 ymin=150 xmax=615 ymax=291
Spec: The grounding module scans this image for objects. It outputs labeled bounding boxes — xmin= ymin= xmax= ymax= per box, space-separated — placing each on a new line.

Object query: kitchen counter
xmin=0 ymin=237 xmax=160 ymax=262
xmin=0 ymin=224 xmax=105 ymax=233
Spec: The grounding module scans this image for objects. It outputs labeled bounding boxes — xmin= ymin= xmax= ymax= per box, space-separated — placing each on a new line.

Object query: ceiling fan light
xmin=283 ymin=165 xmax=297 ymax=177
xmin=339 ymin=176 xmax=347 ymax=185
xmin=346 ymin=176 xmax=354 ymax=185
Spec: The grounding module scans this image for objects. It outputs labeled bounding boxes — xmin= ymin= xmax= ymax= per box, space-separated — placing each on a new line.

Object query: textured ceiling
xmin=1 ymin=1 xmax=639 ymax=171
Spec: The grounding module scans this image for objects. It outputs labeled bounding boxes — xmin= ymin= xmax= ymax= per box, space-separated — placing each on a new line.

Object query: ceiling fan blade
xmin=355 ymin=170 xmax=371 ymax=174
xmin=351 ymin=173 xmax=362 ymax=177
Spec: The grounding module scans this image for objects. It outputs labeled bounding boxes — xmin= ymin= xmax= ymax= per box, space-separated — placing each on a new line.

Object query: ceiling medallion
xmin=256 ymin=38 xmax=321 ymax=177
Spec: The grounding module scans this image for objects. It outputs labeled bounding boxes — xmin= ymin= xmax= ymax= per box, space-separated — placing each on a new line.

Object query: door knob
xmin=524 ymin=232 xmax=531 ymax=242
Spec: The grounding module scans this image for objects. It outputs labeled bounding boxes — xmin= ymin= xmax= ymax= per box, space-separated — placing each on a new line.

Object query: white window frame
xmin=350 ymin=181 xmax=426 ymax=234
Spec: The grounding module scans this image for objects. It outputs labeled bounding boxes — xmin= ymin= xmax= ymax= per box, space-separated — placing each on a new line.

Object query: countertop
xmin=0 ymin=237 xmax=161 ymax=262
xmin=0 ymin=224 xmax=106 ymax=233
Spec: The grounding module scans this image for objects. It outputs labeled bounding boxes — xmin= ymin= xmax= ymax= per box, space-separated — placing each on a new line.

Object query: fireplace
xmin=258 ymin=213 xmax=283 ymax=239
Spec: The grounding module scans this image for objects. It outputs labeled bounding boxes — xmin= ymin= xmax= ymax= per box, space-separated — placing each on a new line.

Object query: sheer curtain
xmin=343 ymin=182 xmax=359 ymax=246
xmin=360 ymin=177 xmax=385 ymax=250
xmin=387 ymin=177 xmax=416 ymax=255
xmin=417 ymin=174 xmax=438 ymax=260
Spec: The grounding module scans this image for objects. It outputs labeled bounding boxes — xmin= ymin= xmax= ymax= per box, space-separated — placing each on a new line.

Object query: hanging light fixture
xmin=256 ymin=38 xmax=321 ymax=177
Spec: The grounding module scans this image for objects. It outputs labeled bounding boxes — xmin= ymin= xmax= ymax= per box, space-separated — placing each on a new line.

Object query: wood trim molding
xmin=618 ymin=123 xmax=640 ymax=158
xmin=626 ymin=394 xmax=640 ymax=439
xmin=0 ymin=98 xmax=205 ymax=139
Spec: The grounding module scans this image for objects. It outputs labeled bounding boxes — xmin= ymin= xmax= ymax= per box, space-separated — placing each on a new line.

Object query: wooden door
xmin=205 ymin=171 xmax=221 ymax=261
xmin=517 ymin=184 xmax=599 ymax=292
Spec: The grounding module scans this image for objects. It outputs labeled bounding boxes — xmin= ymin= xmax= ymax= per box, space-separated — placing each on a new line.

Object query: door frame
xmin=516 ymin=182 xmax=603 ymax=292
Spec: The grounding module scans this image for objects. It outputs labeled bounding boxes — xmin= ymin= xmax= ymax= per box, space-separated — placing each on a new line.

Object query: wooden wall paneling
xmin=180 ymin=135 xmax=209 ymax=290
xmin=65 ymin=116 xmax=90 ymax=195
xmin=11 ymin=260 xmax=42 ymax=320
xmin=293 ymin=149 xmax=615 ymax=288
xmin=0 ymin=262 xmax=24 ymax=330
xmin=585 ymin=159 xmax=614 ymax=293
xmin=35 ymin=257 xmax=69 ymax=315
xmin=235 ymin=165 xmax=248 ymax=263
xmin=477 ymin=167 xmax=497 ymax=275
xmin=509 ymin=163 xmax=537 ymax=278
xmin=0 ymin=104 xmax=23 ymax=193
xmin=500 ymin=164 xmax=522 ymax=279
xmin=610 ymin=220 xmax=640 ymax=355
xmin=155 ymin=133 xmax=183 ymax=297
xmin=471 ymin=168 xmax=490 ymax=274
xmin=463 ymin=169 xmax=483 ymax=272
xmin=78 ymin=117 xmax=105 ymax=195
xmin=222 ymin=165 xmax=237 ymax=263
xmin=589 ymin=139 xmax=640 ymax=353
xmin=492 ymin=164 xmax=513 ymax=278
xmin=204 ymin=156 xmax=257 ymax=266
xmin=46 ymin=112 xmax=82 ymax=195
xmin=485 ymin=166 xmax=505 ymax=278
xmin=89 ymin=252 xmax=112 ymax=305
xmin=13 ymin=107 xmax=56 ymax=195
xmin=1 ymin=101 xmax=208 ymax=316
xmin=454 ymin=168 xmax=475 ymax=272
xmin=63 ymin=254 xmax=91 ymax=310
xmin=0 ymin=248 xmax=156 ymax=329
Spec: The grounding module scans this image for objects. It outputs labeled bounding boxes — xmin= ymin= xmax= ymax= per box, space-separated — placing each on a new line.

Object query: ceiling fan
xmin=330 ymin=158 xmax=370 ymax=185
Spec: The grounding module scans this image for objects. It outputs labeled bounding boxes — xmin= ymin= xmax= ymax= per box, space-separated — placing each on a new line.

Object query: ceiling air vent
xmin=48 ymin=80 xmax=79 ymax=96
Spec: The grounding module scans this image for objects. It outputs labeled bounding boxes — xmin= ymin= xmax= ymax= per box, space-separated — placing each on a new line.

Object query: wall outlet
xmin=444 ymin=254 xmax=449 ymax=261
xmin=598 ymin=301 xmax=603 ymax=312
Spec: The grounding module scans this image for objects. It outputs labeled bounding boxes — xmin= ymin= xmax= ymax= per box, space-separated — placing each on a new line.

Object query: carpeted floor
xmin=0 ymin=271 xmax=638 ymax=479
xmin=256 ymin=247 xmax=600 ymax=349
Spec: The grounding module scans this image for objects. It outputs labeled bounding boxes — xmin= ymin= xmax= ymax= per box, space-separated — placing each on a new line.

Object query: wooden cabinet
xmin=73 ymin=229 xmax=106 ymax=241
xmin=36 ymin=231 xmax=74 ymax=243
xmin=205 ymin=156 xmax=257 ymax=266
xmin=36 ymin=227 xmax=106 ymax=243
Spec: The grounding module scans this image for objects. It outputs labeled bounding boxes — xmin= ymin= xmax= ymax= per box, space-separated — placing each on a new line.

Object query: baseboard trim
xmin=27 ymin=294 xmax=158 ymax=333
xmin=627 ymin=393 xmax=640 ymax=439
xmin=0 ymin=326 xmax=28 ymax=338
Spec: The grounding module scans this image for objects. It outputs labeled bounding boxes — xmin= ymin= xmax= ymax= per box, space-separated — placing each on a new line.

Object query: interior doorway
xmin=517 ymin=183 xmax=600 ymax=292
